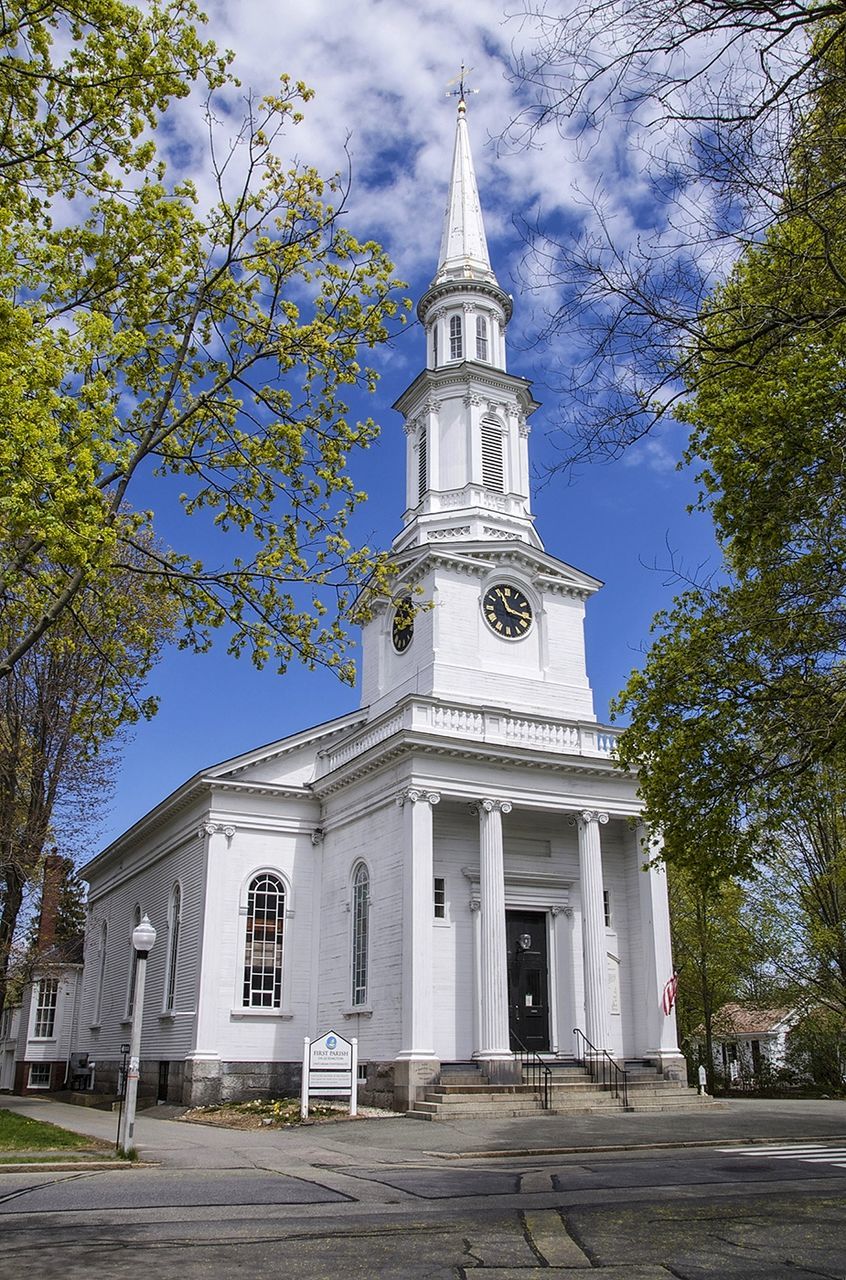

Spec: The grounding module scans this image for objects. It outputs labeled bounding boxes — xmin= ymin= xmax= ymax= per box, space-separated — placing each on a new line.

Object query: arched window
xmin=164 ymin=884 xmax=181 ymax=1012
xmin=93 ymin=921 xmax=107 ymax=1025
xmin=418 ymin=425 xmax=428 ymax=502
xmin=125 ymin=905 xmax=141 ymax=1018
xmin=476 ymin=314 xmax=488 ymax=361
xmin=351 ymin=863 xmax=370 ymax=1007
xmin=481 ymin=418 xmax=505 ymax=491
xmin=449 ymin=314 xmax=463 ymax=360
xmin=243 ymin=873 xmax=285 ymax=1008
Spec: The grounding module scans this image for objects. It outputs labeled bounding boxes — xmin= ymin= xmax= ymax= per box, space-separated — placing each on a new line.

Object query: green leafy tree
xmin=669 ymin=866 xmax=768 ymax=1091
xmin=0 ymin=4 xmax=406 ymax=685
xmin=0 ymin=562 xmax=172 ymax=1015
xmin=748 ymin=765 xmax=846 ymax=1022
xmin=507 ymin=2 xmax=846 ymax=465
xmin=613 ymin=26 xmax=846 ymax=882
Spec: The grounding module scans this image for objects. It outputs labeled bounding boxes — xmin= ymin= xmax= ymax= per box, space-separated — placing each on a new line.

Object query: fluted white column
xmin=635 ymin=823 xmax=685 ymax=1073
xmin=476 ymin=797 xmax=512 ymax=1059
xmin=576 ymin=810 xmax=611 ymax=1053
xmin=396 ymin=788 xmax=439 ymax=1058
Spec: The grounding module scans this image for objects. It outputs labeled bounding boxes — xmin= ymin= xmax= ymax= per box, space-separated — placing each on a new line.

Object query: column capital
xmin=570 ymin=809 xmax=608 ymax=828
xmin=397 ymin=788 xmax=441 ymax=807
xmin=475 ymin=798 xmax=512 ymax=815
xmin=198 ymin=822 xmax=235 ymax=840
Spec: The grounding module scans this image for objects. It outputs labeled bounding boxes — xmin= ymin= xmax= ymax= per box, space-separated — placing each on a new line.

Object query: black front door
xmin=506 ymin=910 xmax=550 ymax=1052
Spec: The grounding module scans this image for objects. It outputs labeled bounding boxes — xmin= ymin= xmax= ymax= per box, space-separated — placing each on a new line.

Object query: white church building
xmin=70 ymin=95 xmax=685 ymax=1111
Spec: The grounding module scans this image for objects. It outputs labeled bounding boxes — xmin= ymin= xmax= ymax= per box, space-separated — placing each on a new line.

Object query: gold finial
xmin=445 ymin=62 xmax=479 ymax=114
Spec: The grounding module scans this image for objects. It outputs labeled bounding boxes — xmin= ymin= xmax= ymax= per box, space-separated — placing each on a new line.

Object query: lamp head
xmin=132 ymin=913 xmax=157 ymax=954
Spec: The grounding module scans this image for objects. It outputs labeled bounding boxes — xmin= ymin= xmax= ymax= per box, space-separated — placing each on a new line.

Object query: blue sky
xmin=99 ymin=1 xmax=720 ymax=847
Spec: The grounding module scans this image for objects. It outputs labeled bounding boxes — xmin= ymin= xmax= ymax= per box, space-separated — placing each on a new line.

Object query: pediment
xmin=206 ymin=708 xmax=367 ymax=788
xmin=393 ymin=540 xmax=602 ymax=598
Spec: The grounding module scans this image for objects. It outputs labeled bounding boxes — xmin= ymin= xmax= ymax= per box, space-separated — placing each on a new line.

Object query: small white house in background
xmin=62 ymin=93 xmax=686 ymax=1112
xmin=0 ymin=854 xmax=86 ymax=1094
xmin=698 ymin=1004 xmax=799 ymax=1083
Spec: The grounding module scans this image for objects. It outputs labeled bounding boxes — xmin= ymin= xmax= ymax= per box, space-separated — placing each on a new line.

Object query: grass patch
xmin=0 ymin=1107 xmax=110 ymax=1154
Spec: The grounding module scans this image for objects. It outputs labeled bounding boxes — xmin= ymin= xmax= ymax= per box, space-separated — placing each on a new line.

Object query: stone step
xmin=424 ymin=1089 xmax=539 ymax=1103
xmin=410 ymin=1097 xmax=629 ymax=1121
xmin=411 ymin=1100 xmax=549 ymax=1119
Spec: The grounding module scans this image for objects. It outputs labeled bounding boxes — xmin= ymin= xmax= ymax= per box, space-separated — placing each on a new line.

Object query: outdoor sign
xmin=301 ymin=1030 xmax=357 ymax=1119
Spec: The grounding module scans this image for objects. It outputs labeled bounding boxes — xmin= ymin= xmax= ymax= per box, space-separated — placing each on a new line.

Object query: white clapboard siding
xmin=80 ymin=832 xmax=205 ymax=1062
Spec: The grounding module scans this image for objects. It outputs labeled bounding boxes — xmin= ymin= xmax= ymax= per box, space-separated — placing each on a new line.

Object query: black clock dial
xmin=483 ymin=583 xmax=533 ymax=638
xmin=391 ymin=597 xmax=414 ymax=652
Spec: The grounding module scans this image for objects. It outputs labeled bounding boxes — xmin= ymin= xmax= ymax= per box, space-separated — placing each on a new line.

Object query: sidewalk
xmin=2 ymin=1094 xmax=845 ymax=1172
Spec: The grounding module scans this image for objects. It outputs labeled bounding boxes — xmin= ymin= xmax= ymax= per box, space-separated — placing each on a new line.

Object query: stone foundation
xmin=391 ymin=1058 xmax=439 ymax=1111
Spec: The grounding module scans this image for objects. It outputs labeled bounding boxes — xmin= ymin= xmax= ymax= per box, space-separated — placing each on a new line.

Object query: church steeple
xmin=433 ymin=93 xmax=497 ymax=287
xmin=392 ymin=94 xmax=542 ymax=554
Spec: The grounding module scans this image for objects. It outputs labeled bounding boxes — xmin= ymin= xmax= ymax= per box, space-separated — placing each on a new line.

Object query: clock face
xmin=391 ymin=597 xmax=414 ymax=653
xmin=482 ymin=583 xmax=533 ymax=639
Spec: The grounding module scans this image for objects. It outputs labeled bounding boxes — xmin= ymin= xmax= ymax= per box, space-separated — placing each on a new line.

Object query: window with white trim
xmin=449 ymin=314 xmax=463 ymax=359
xmin=125 ymin=905 xmax=141 ymax=1018
xmin=351 ymin=863 xmax=370 ymax=1007
xmin=476 ymin=314 xmax=488 ymax=361
xmin=481 ymin=418 xmax=505 ymax=491
xmin=164 ymin=883 xmax=181 ymax=1012
xmin=93 ymin=921 xmax=107 ymax=1024
xmin=33 ymin=977 xmax=58 ymax=1038
xmin=28 ymin=1064 xmax=51 ymax=1088
xmin=432 ymin=322 xmax=438 ymax=367
xmin=603 ymin=890 xmax=613 ymax=929
xmin=433 ymin=876 xmax=446 ymax=919
xmin=243 ymin=873 xmax=285 ymax=1008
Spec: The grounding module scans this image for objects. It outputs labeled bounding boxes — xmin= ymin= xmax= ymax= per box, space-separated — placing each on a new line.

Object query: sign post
xmin=301 ymin=1030 xmax=357 ymax=1119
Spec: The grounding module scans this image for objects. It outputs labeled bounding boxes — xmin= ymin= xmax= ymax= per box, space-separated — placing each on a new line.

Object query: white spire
xmin=433 ymin=97 xmax=497 ymax=286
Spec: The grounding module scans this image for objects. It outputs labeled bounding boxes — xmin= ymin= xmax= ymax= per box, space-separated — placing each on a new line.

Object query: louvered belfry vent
xmin=481 ymin=419 xmax=505 ymax=491
xmin=418 ymin=425 xmax=428 ymax=502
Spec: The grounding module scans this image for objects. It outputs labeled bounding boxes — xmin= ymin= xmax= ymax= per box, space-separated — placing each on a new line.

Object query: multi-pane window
xmin=433 ymin=877 xmax=446 ymax=919
xmin=476 ymin=314 xmax=488 ymax=361
xmin=351 ymin=863 xmax=370 ymax=1007
xmin=418 ymin=425 xmax=428 ymax=502
xmin=432 ymin=322 xmax=438 ymax=367
xmin=33 ymin=977 xmax=58 ymax=1038
xmin=243 ymin=873 xmax=285 ymax=1008
xmin=481 ymin=419 xmax=505 ymax=491
xmin=28 ymin=1064 xmax=51 ymax=1088
xmin=164 ymin=884 xmax=181 ymax=1012
xmin=603 ymin=890 xmax=612 ymax=929
xmin=126 ymin=905 xmax=141 ymax=1017
xmin=93 ymin=921 xmax=107 ymax=1024
xmin=449 ymin=314 xmax=463 ymax=359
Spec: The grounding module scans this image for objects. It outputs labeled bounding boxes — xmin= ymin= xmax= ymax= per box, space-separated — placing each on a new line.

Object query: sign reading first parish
xmin=309 ymin=1030 xmax=353 ymax=1069
xmin=301 ymin=1029 xmax=358 ymax=1119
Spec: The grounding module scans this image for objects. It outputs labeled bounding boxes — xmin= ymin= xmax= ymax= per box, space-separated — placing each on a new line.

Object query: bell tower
xmin=360 ymin=90 xmax=600 ymax=723
xmin=393 ymin=90 xmax=542 ymax=554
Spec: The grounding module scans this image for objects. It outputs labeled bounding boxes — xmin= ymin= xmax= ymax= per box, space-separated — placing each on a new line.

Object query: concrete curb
xmin=427 ymin=1132 xmax=846 ymax=1160
xmin=0 ymin=1158 xmax=144 ymax=1174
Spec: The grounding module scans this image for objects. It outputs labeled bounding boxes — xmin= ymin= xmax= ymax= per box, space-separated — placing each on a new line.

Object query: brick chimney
xmin=37 ymin=850 xmax=64 ymax=952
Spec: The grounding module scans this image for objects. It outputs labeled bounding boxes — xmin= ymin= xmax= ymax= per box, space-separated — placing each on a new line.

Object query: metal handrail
xmin=512 ymin=1032 xmax=552 ymax=1110
xmin=572 ymin=1027 xmax=629 ymax=1108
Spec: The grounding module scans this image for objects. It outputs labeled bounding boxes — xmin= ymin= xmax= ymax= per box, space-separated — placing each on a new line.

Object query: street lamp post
xmin=118 ymin=913 xmax=156 ymax=1154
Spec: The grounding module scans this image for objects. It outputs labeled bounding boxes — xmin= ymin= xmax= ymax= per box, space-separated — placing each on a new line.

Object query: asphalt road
xmin=2 ymin=1141 xmax=846 ymax=1278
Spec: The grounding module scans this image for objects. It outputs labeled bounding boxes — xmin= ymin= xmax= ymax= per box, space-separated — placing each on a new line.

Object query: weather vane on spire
xmin=446 ymin=63 xmax=479 ymax=113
